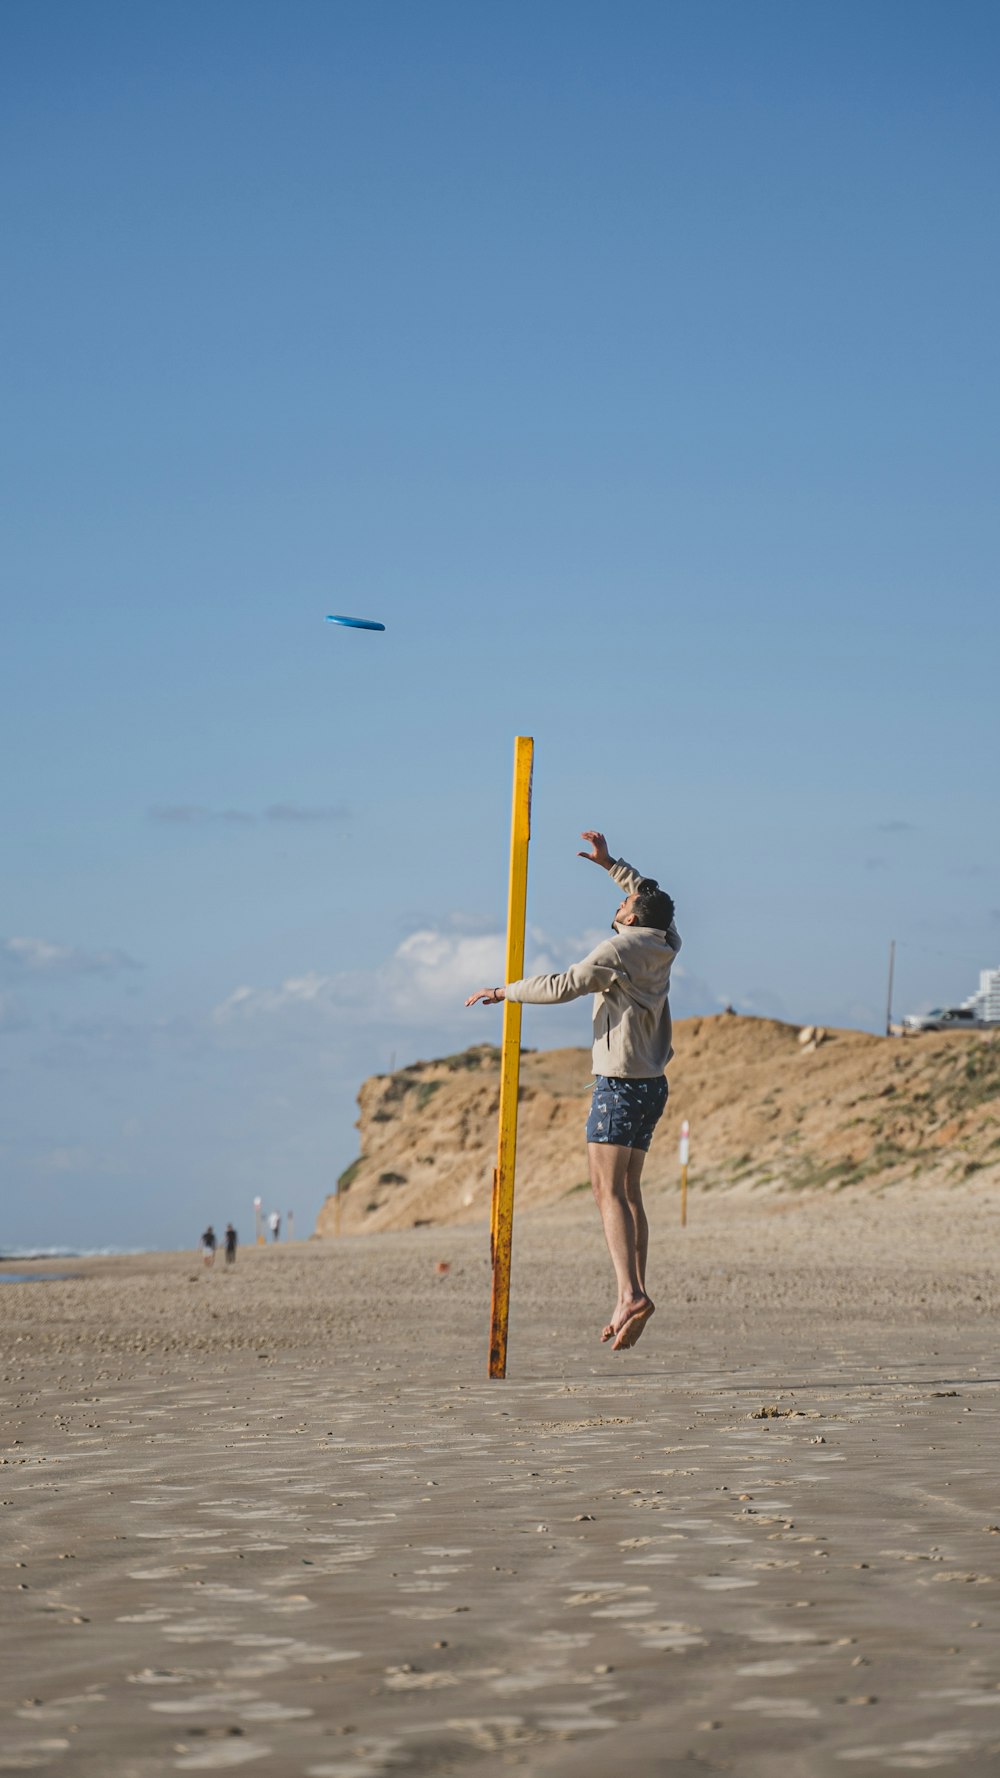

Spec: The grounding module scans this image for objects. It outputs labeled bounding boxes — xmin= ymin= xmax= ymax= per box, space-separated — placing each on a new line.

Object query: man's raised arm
xmin=578 ymin=829 xmax=646 ymax=897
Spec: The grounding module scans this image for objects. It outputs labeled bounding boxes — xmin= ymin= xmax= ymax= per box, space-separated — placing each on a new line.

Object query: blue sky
xmin=2 ymin=1 xmax=998 ymax=1251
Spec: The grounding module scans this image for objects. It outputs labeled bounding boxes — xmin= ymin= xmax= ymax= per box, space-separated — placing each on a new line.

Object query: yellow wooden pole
xmin=488 ymin=736 xmax=534 ymax=1379
xmin=489 ymin=1168 xmax=499 ymax=1266
xmin=679 ymin=1119 xmax=690 ymax=1228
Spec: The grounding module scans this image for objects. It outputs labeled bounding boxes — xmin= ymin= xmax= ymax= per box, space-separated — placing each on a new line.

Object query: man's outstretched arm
xmin=466 ymin=940 xmax=623 ymax=1009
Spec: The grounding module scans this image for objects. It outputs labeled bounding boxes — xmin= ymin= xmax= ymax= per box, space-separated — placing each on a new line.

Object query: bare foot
xmin=603 ymin=1295 xmax=646 ymax=1343
xmin=602 ymin=1289 xmax=650 ymax=1342
xmin=612 ymin=1296 xmax=655 ymax=1351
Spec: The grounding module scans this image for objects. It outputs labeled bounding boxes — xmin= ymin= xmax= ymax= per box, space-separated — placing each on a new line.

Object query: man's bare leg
xmin=601 ymin=1148 xmax=650 ymax=1339
xmin=589 ymin=1143 xmax=654 ymax=1347
xmin=626 ymin=1147 xmax=649 ymax=1292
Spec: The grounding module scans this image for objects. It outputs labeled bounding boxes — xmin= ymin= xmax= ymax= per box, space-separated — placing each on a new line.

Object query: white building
xmin=960 ymin=966 xmax=1000 ymax=1023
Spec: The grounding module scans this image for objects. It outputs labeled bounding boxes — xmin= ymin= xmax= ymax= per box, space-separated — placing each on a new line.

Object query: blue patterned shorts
xmin=585 ymin=1074 xmax=669 ymax=1151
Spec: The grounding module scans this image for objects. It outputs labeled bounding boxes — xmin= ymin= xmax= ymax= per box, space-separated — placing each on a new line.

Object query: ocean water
xmin=0 ymin=1246 xmax=141 ymax=1262
xmin=0 ymin=1272 xmax=78 ymax=1284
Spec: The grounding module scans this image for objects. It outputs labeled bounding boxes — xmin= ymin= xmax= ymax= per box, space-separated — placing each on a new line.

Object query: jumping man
xmin=465 ymin=830 xmax=680 ymax=1350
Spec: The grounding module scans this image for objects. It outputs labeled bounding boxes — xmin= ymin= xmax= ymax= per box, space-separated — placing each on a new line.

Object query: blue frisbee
xmin=326 ymin=613 xmax=386 ymax=632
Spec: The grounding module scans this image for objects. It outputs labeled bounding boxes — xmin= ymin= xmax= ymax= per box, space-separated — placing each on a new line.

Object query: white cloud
xmin=1 ymin=937 xmax=140 ymax=980
xmin=212 ymin=971 xmax=355 ymax=1024
xmin=382 ymin=927 xmax=507 ymax=1015
xmin=211 ymin=929 xmax=509 ymax=1031
xmin=207 ymin=919 xmax=727 ymax=1041
xmin=208 ymin=918 xmax=571 ymax=1033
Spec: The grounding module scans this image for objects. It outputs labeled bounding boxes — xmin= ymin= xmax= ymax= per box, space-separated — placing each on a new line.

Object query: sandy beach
xmin=3 ymin=1183 xmax=1000 ymax=1776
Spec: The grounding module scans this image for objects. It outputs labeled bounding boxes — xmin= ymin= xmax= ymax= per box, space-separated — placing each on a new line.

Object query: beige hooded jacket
xmin=504 ymin=857 xmax=681 ymax=1079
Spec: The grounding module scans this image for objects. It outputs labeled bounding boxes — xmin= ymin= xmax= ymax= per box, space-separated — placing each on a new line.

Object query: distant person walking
xmin=268 ymin=1211 xmax=281 ymax=1242
xmin=200 ymin=1225 xmax=217 ymax=1268
xmin=466 ymin=830 xmax=680 ymax=1352
xmin=224 ymin=1223 xmax=238 ymax=1265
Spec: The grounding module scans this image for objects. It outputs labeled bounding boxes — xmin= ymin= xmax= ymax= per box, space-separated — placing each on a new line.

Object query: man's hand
xmin=465 ymin=987 xmax=506 ymax=1007
xmin=577 ymin=830 xmax=612 ymax=869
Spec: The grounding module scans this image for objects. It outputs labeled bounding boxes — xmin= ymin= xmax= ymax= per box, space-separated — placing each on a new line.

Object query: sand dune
xmin=318 ymin=1014 xmax=1000 ymax=1236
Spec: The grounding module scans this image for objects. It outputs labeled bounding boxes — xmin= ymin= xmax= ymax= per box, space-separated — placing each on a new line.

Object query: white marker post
xmin=679 ymin=1120 xmax=690 ymax=1228
xmin=253 ymin=1195 xmax=263 ymax=1246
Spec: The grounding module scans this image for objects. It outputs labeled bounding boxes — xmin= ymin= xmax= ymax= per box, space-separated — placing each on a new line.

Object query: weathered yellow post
xmin=488 ymin=736 xmax=534 ymax=1379
xmin=679 ymin=1119 xmax=690 ymax=1228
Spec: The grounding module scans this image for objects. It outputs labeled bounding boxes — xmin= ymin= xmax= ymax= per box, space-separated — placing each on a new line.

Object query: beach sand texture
xmin=3 ymin=1187 xmax=1000 ymax=1776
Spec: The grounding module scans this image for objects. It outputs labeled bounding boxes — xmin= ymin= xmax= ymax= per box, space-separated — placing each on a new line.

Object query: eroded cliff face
xmin=315 ymin=1016 xmax=1000 ymax=1236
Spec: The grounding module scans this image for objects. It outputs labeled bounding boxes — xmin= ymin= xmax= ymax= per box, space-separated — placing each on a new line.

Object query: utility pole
xmin=885 ymin=939 xmax=896 ymax=1036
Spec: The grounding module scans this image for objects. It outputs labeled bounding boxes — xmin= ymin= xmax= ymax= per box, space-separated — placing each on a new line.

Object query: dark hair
xmin=633 ymin=877 xmax=675 ymax=934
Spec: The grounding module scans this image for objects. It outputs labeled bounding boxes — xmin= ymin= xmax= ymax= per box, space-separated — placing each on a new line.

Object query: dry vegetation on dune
xmin=316 ymin=1013 xmax=1000 ymax=1236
